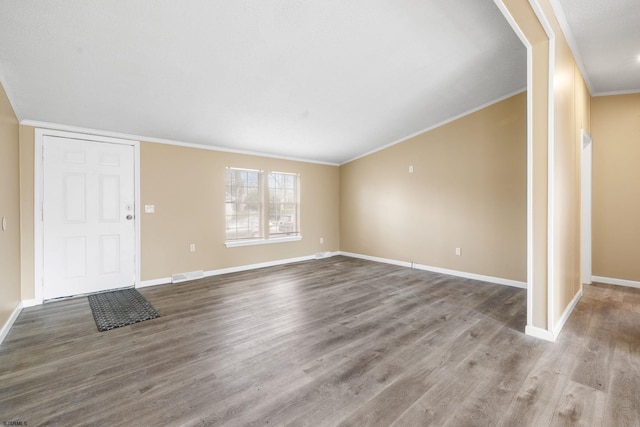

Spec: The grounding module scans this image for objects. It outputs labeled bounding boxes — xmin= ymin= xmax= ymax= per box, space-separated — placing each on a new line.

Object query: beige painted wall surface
xmin=19 ymin=125 xmax=35 ymax=300
xmin=0 ymin=81 xmax=21 ymax=327
xmin=529 ymin=38 xmax=551 ymax=329
xmin=499 ymin=0 xmax=552 ymax=329
xmin=592 ymin=94 xmax=640 ymax=281
xmin=140 ymin=142 xmax=340 ymax=281
xmin=341 ymin=92 xmax=527 ymax=282
xmin=18 ymin=128 xmax=339 ymax=295
xmin=539 ymin=0 xmax=590 ymax=326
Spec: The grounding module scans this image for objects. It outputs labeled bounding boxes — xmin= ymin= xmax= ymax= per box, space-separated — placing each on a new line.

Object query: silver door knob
xmin=126 ymin=215 xmax=133 ymax=220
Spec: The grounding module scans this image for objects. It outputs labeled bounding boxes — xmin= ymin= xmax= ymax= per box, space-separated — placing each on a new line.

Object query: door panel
xmin=100 ymin=175 xmax=120 ymax=222
xmin=64 ymin=237 xmax=87 ymax=278
xmin=64 ymin=174 xmax=86 ymax=222
xmin=99 ymin=235 xmax=120 ymax=274
xmin=43 ymin=136 xmax=135 ymax=299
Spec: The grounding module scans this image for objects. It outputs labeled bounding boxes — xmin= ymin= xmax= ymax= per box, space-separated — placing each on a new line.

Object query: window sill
xmin=225 ymin=235 xmax=302 ymax=248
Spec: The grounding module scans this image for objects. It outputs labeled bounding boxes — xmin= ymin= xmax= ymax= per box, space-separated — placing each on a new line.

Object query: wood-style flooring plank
xmin=1 ymin=258 xmax=639 ymax=426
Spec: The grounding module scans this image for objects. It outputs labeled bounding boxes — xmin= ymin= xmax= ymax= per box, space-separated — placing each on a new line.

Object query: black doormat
xmin=88 ymin=288 xmax=160 ymax=332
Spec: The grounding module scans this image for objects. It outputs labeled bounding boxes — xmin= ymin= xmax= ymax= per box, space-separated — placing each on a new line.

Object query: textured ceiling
xmin=0 ymin=1 xmax=527 ymax=164
xmin=555 ymin=0 xmax=640 ymax=95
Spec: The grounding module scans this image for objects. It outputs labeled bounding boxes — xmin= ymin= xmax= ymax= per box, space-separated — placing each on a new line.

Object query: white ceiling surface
xmin=555 ymin=0 xmax=640 ymax=95
xmin=0 ymin=1 xmax=526 ymax=164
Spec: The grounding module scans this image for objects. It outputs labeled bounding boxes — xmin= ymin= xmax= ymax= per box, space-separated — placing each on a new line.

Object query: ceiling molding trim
xmin=493 ymin=0 xmax=530 ymax=48
xmin=0 ymin=70 xmax=23 ymax=121
xmin=547 ymin=0 xmax=594 ymax=94
xmin=592 ymin=88 xmax=640 ymax=97
xmin=341 ymin=87 xmax=527 ymax=165
xmin=19 ymin=120 xmax=340 ymax=167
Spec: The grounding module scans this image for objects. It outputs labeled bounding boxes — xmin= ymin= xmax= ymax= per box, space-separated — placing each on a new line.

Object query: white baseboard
xmin=524 ymin=288 xmax=583 ymax=343
xmin=21 ymin=298 xmax=40 ymax=308
xmin=204 ymin=252 xmax=340 ymax=277
xmin=412 ymin=263 xmax=527 ymax=289
xmin=137 ymin=277 xmax=172 ymax=288
xmin=553 ymin=287 xmax=583 ymax=339
xmin=339 ymin=252 xmax=412 ymax=268
xmin=592 ymin=276 xmax=640 ymax=289
xmin=339 ymin=252 xmax=527 ymax=289
xmin=525 ymin=324 xmax=555 ymax=342
xmin=137 ymin=252 xmax=341 ymax=288
xmin=0 ymin=302 xmax=23 ymax=346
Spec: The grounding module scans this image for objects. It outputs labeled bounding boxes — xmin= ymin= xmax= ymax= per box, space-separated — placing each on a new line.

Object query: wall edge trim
xmin=493 ymin=0 xmax=535 ymax=328
xmin=137 ymin=277 xmax=172 ymax=288
xmin=339 ymin=252 xmax=412 ymax=268
xmin=592 ymin=276 xmax=640 ymax=289
xmin=21 ymin=299 xmax=39 ymax=308
xmin=0 ymin=301 xmax=23 ymax=346
xmin=547 ymin=0 xmax=594 ymax=94
xmin=0 ymin=72 xmax=23 ymax=120
xmin=136 ymin=252 xmax=342 ymax=288
xmin=339 ymin=252 xmax=527 ymax=289
xmin=204 ymin=252 xmax=340 ymax=277
xmin=20 ymin=120 xmax=339 ymax=167
xmin=552 ymin=287 xmax=582 ymax=339
xmin=412 ymin=263 xmax=527 ymax=289
xmin=592 ymin=89 xmax=640 ymax=97
xmin=341 ymin=87 xmax=527 ymax=165
xmin=525 ymin=325 xmax=555 ymax=342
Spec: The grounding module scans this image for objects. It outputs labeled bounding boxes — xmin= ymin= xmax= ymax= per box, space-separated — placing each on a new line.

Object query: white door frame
xmin=34 ymin=128 xmax=141 ymax=303
xmin=581 ymin=129 xmax=593 ymax=285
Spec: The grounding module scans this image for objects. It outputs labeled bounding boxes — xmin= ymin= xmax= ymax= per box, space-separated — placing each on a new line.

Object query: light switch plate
xmin=145 ymin=205 xmax=155 ymax=213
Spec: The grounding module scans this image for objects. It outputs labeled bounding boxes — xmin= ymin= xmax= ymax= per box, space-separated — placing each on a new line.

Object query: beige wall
xmin=503 ymin=0 xmax=592 ymax=332
xmin=19 ymin=125 xmax=35 ymax=300
xmin=16 ymin=129 xmax=339 ymax=294
xmin=538 ymin=0 xmax=591 ymax=326
xmin=502 ymin=0 xmax=558 ymax=330
xmin=501 ymin=0 xmax=553 ymax=329
xmin=9 ymin=0 xmax=594 ymax=341
xmin=341 ymin=0 xmax=593 ymax=335
xmin=0 ymin=81 xmax=21 ymax=328
xmin=341 ymin=92 xmax=527 ymax=282
xmin=592 ymin=94 xmax=640 ymax=281
xmin=140 ymin=142 xmax=339 ymax=280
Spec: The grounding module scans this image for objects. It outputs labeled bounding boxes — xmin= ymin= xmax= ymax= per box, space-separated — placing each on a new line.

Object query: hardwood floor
xmin=1 ymin=256 xmax=639 ymax=426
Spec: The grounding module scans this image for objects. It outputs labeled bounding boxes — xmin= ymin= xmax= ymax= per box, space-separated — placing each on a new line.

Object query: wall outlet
xmin=190 ymin=243 xmax=196 ymax=252
xmin=455 ymin=247 xmax=461 ymax=256
xmin=320 ymin=237 xmax=324 ymax=244
xmin=409 ymin=165 xmax=414 ymax=173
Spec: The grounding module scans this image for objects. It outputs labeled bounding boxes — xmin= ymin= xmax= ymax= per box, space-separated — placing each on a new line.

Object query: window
xmin=268 ymin=172 xmax=299 ymax=237
xmin=225 ymin=168 xmax=262 ymax=241
xmin=225 ymin=168 xmax=300 ymax=246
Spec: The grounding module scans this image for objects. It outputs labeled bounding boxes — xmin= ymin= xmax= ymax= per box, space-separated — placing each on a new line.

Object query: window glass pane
xmin=226 ymin=169 xmax=300 ymax=242
xmin=268 ymin=172 xmax=299 ymax=236
xmin=225 ymin=169 xmax=263 ymax=240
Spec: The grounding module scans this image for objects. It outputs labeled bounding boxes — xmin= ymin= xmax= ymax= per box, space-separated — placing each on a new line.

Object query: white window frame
xmin=225 ymin=168 xmax=301 ymax=248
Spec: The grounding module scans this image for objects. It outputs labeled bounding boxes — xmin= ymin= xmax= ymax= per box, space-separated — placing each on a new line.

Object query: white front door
xmin=43 ymin=136 xmax=136 ymax=299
